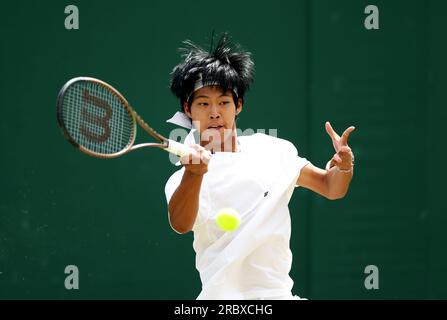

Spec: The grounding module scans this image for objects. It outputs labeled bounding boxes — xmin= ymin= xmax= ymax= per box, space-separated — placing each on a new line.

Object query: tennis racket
xmin=56 ymin=77 xmax=194 ymax=159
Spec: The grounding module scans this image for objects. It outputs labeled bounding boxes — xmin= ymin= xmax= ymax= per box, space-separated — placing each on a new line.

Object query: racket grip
xmin=166 ymin=140 xmax=194 ymax=157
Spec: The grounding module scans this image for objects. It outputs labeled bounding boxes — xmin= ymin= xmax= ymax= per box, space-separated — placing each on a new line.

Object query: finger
xmin=180 ymin=153 xmax=192 ymax=165
xmin=325 ymin=121 xmax=341 ymax=141
xmin=333 ymin=154 xmax=342 ymax=163
xmin=338 ymin=147 xmax=353 ymax=159
xmin=338 ymin=152 xmax=352 ymax=164
xmin=184 ymin=144 xmax=199 ymax=164
xmin=340 ymin=126 xmax=356 ymax=146
xmin=195 ymin=145 xmax=212 ymax=160
xmin=338 ymin=145 xmax=352 ymax=154
xmin=337 ymin=149 xmax=354 ymax=168
xmin=189 ymin=144 xmax=202 ymax=152
xmin=191 ymin=149 xmax=203 ymax=165
xmin=192 ymin=144 xmax=211 ymax=155
xmin=190 ymin=144 xmax=208 ymax=157
xmin=185 ymin=144 xmax=198 ymax=157
xmin=203 ymin=149 xmax=212 ymax=158
xmin=202 ymin=151 xmax=211 ymax=165
xmin=329 ymin=158 xmax=339 ymax=168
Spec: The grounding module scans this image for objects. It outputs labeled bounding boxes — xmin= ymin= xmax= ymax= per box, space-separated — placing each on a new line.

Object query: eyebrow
xmin=195 ymin=93 xmax=232 ymax=99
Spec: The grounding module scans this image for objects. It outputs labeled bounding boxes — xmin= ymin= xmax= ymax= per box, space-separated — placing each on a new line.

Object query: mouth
xmin=207 ymin=125 xmax=224 ymax=130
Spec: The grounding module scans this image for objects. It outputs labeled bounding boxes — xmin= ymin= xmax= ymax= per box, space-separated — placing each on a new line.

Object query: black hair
xmin=169 ymin=32 xmax=255 ymax=112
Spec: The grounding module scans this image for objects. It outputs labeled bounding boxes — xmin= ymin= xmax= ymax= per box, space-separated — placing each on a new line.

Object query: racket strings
xmin=62 ymin=81 xmax=134 ymax=155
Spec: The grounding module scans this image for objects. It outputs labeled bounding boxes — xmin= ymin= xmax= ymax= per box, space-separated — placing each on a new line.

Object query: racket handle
xmin=165 ymin=140 xmax=195 ymax=157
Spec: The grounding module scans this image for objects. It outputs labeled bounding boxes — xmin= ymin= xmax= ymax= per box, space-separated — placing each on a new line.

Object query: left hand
xmin=325 ymin=121 xmax=355 ymax=170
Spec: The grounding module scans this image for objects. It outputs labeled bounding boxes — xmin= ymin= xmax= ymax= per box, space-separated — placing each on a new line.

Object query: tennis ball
xmin=216 ymin=208 xmax=241 ymax=232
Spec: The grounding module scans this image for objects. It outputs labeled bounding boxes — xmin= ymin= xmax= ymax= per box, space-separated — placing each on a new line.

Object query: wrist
xmin=184 ymin=167 xmax=207 ymax=177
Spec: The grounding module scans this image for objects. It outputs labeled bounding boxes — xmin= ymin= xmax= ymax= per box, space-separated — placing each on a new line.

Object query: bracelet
xmin=334 ymin=166 xmax=353 ymax=173
xmin=326 ymin=161 xmax=354 ymax=173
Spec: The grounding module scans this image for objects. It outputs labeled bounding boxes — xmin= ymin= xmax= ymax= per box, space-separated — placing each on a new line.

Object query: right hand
xmin=180 ymin=144 xmax=211 ymax=175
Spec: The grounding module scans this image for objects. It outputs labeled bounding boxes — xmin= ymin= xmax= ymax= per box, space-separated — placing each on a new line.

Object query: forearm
xmin=168 ymin=171 xmax=204 ymax=234
xmin=324 ymin=166 xmax=353 ymax=200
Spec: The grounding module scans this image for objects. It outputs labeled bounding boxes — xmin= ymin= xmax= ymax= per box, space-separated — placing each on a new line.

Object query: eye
xmin=220 ymin=101 xmax=230 ymax=105
xmin=198 ymin=102 xmax=208 ymax=106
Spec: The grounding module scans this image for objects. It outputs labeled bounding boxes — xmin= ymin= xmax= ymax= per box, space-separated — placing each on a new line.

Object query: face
xmin=183 ymin=85 xmax=243 ymax=152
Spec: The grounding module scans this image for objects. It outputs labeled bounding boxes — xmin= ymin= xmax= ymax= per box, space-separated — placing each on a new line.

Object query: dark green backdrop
xmin=1 ymin=0 xmax=446 ymax=299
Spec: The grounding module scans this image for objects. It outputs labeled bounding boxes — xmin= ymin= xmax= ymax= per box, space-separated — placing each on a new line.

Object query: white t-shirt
xmin=164 ymin=132 xmax=310 ymax=300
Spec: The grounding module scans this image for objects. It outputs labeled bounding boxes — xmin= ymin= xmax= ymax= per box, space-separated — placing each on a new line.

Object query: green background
xmin=1 ymin=0 xmax=446 ymax=299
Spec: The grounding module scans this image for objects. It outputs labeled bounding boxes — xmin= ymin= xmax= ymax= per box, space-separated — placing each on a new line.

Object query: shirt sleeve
xmin=278 ymin=138 xmax=310 ymax=188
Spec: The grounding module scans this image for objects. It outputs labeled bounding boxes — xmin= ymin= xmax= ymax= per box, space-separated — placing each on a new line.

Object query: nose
xmin=209 ymin=104 xmax=221 ymax=120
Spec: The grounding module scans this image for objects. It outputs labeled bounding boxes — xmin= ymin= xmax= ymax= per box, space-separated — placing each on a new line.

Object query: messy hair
xmin=170 ymin=32 xmax=255 ymax=111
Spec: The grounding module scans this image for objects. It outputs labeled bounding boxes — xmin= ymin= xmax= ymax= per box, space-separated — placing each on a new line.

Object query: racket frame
xmin=57 ymin=77 xmax=176 ymax=159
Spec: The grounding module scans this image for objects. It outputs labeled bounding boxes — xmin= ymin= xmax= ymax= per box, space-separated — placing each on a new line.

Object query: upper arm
xmin=296 ymin=162 xmax=330 ymax=199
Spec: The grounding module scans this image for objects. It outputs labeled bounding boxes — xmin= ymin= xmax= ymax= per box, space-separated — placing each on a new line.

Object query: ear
xmin=183 ymin=102 xmax=192 ymax=119
xmin=236 ymin=98 xmax=243 ymax=115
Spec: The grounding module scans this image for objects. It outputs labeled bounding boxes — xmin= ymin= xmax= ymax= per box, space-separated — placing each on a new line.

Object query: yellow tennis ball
xmin=216 ymin=208 xmax=240 ymax=232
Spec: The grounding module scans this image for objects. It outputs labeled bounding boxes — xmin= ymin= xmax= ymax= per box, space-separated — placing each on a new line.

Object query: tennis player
xmin=164 ymin=33 xmax=355 ymax=300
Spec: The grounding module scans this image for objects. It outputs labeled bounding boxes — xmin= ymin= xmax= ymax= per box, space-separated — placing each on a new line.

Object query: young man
xmin=165 ymin=34 xmax=355 ymax=300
